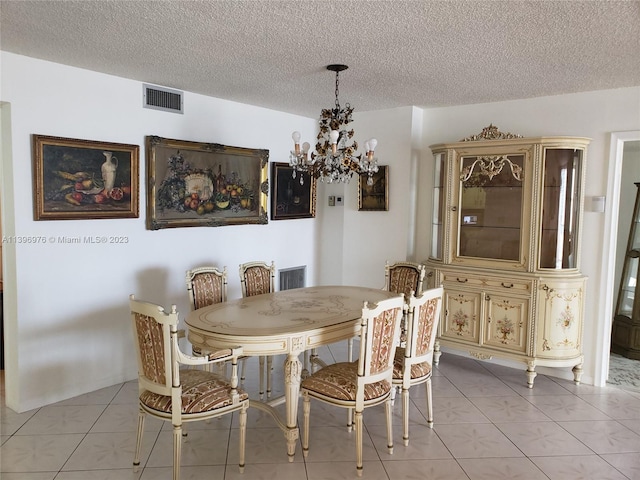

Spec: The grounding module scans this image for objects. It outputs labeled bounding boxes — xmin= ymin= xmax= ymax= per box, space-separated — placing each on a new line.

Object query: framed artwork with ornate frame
xmin=358 ymin=165 xmax=388 ymax=211
xmin=32 ymin=134 xmax=139 ymax=220
xmin=270 ymin=162 xmax=316 ymax=220
xmin=146 ymin=135 xmax=269 ymax=230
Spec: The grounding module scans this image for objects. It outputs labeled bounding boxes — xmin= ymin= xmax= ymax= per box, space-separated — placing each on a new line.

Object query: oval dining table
xmin=184 ymin=285 xmax=402 ymax=461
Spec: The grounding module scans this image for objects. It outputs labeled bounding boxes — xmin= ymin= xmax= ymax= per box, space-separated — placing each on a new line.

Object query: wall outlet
xmin=328 ymin=195 xmax=335 ymax=206
xmin=336 ymin=196 xmax=343 ymax=206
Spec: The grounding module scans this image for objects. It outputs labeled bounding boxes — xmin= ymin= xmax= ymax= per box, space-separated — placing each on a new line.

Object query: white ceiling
xmin=1 ymin=0 xmax=639 ymax=118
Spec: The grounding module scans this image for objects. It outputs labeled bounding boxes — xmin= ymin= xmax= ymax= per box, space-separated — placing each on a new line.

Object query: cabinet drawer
xmin=441 ymin=272 xmax=531 ymax=293
xmin=483 ymin=278 xmax=531 ymax=294
xmin=441 ymin=272 xmax=485 ymax=288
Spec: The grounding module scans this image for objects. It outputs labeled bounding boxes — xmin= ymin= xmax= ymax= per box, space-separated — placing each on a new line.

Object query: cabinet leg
xmin=434 ymin=341 xmax=441 ymax=366
xmin=526 ymin=363 xmax=537 ymax=388
xmin=572 ymin=363 xmax=583 ymax=385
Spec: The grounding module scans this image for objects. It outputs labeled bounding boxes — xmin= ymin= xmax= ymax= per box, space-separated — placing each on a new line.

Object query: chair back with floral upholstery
xmin=402 ymin=287 xmax=444 ymax=379
xmin=239 ymin=261 xmax=275 ymax=297
xmin=185 ymin=266 xmax=228 ymax=310
xmin=355 ymin=295 xmax=405 ymax=408
xmin=130 ymin=295 xmax=176 ymax=397
xmin=384 ymin=261 xmax=426 ymax=298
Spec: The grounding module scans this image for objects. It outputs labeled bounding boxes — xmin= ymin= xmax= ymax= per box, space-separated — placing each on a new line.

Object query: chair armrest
xmin=177 ymin=345 xmax=244 ymax=367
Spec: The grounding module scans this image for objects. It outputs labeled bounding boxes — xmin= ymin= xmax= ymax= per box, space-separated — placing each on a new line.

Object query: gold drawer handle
xmin=456 ymin=278 xmax=468 ymax=283
xmin=501 ymin=282 xmax=514 ymax=288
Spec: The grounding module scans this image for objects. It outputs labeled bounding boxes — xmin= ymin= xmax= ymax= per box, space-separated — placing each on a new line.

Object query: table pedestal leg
xmin=284 ymin=353 xmax=302 ymax=461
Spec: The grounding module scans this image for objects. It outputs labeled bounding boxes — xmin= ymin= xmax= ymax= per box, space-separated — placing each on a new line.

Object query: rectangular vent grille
xmin=279 ymin=266 xmax=306 ymax=291
xmin=143 ymin=83 xmax=183 ymax=114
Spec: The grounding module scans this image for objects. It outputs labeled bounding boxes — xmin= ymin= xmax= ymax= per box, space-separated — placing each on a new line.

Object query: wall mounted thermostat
xmin=328 ymin=196 xmax=335 ymax=206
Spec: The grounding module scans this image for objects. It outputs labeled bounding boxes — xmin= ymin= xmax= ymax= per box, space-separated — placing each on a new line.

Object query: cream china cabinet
xmin=425 ymin=125 xmax=590 ymax=387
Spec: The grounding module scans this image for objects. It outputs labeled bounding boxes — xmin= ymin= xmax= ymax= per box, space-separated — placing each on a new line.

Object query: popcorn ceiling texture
xmin=1 ymin=0 xmax=639 ymax=116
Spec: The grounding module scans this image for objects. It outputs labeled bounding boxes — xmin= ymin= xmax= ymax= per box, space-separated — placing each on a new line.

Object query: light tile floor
xmin=2 ymin=344 xmax=640 ymax=480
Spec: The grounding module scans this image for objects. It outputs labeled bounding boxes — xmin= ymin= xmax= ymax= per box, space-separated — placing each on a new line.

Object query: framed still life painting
xmin=270 ymin=162 xmax=316 ymax=220
xmin=358 ymin=165 xmax=388 ymax=211
xmin=32 ymin=134 xmax=139 ymax=220
xmin=146 ymin=135 xmax=269 ymax=230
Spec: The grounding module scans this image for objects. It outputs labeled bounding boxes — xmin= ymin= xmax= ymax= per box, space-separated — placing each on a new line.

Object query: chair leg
xmin=385 ymin=397 xmax=394 ymax=454
xmin=355 ymin=410 xmax=364 ymax=477
xmin=347 ymin=338 xmax=353 ymax=362
xmin=302 ymin=393 xmax=310 ymax=457
xmin=173 ymin=424 xmax=182 ymax=480
xmin=426 ymin=377 xmax=434 ymax=428
xmin=240 ymin=357 xmax=247 ymax=382
xmin=133 ymin=407 xmax=145 ymax=472
xmin=259 ymin=356 xmax=265 ymax=398
xmin=238 ymin=405 xmax=247 ymax=473
xmin=266 ymin=356 xmax=273 ymax=398
xmin=347 ymin=408 xmax=353 ymax=431
xmin=402 ymin=387 xmax=410 ymax=446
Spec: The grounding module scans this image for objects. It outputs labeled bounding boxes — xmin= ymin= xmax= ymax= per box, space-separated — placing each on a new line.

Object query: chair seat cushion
xmin=301 ymin=361 xmax=391 ymax=402
xmin=140 ymin=369 xmax=249 ymax=414
xmin=392 ymin=348 xmax=431 ymax=380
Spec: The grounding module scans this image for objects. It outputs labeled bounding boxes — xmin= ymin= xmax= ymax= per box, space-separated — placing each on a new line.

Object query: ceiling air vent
xmin=143 ymin=83 xmax=183 ymax=114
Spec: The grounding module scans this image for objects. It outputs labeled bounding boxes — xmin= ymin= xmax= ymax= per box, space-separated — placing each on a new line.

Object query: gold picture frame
xmin=270 ymin=162 xmax=316 ymax=220
xmin=358 ymin=165 xmax=388 ymax=211
xmin=32 ymin=134 xmax=139 ymax=220
xmin=146 ymin=135 xmax=269 ymax=230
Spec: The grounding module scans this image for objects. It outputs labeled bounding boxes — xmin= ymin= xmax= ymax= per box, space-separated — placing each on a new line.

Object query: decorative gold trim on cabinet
xmin=460 ymin=124 xmax=524 ymax=142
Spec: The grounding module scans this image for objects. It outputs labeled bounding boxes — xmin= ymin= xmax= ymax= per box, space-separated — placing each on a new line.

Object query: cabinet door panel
xmin=535 ymin=280 xmax=585 ymax=358
xmin=442 ymin=288 xmax=481 ymax=342
xmin=484 ymin=295 xmax=529 ymax=353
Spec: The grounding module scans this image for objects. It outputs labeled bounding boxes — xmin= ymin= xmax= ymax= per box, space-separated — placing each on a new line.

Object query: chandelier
xmin=290 ymin=64 xmax=379 ymax=186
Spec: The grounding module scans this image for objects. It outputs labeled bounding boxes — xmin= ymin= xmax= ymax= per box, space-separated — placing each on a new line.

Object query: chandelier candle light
xmin=290 ymin=64 xmax=379 ymax=186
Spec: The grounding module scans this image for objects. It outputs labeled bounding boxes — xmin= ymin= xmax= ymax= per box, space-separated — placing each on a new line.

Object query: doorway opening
xmin=598 ymin=131 xmax=640 ymax=389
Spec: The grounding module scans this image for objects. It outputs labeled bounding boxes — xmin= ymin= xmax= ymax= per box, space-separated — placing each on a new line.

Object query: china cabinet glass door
xmin=431 ymin=153 xmax=445 ymax=260
xmin=539 ymin=148 xmax=583 ymax=269
xmin=458 ymin=154 xmax=524 ymax=261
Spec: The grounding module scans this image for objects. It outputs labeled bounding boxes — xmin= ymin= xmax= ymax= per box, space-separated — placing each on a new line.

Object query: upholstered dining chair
xmin=239 ymin=260 xmax=276 ymax=398
xmin=129 ymin=294 xmax=249 ymax=480
xmin=185 ymin=266 xmax=247 ymax=378
xmin=384 ymin=260 xmax=427 ymax=346
xmin=301 ymin=294 xmax=404 ymax=477
xmin=392 ymin=287 xmax=443 ymax=446
xmin=384 ymin=260 xmax=426 ymax=298
xmin=186 ymin=265 xmax=228 ymax=309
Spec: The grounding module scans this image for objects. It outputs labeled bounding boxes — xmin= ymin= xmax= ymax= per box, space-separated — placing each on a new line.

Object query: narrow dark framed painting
xmin=146 ymin=135 xmax=269 ymax=230
xmin=32 ymin=134 xmax=139 ymax=220
xmin=270 ymin=162 xmax=316 ymax=220
xmin=358 ymin=165 xmax=388 ymax=211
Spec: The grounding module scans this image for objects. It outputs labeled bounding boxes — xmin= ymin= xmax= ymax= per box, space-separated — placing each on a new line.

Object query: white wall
xmin=1 ymin=53 xmax=319 ymax=411
xmin=319 ymin=106 xmax=421 ymax=289
xmin=416 ymin=87 xmax=640 ymax=385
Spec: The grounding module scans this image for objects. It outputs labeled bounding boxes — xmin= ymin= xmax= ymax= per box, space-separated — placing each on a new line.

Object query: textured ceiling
xmin=1 ymin=0 xmax=639 ymax=117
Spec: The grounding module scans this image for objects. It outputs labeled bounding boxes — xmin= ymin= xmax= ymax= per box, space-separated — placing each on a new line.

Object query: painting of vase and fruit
xmin=32 ymin=135 xmax=139 ymax=220
xmin=145 ymin=135 xmax=269 ymax=230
